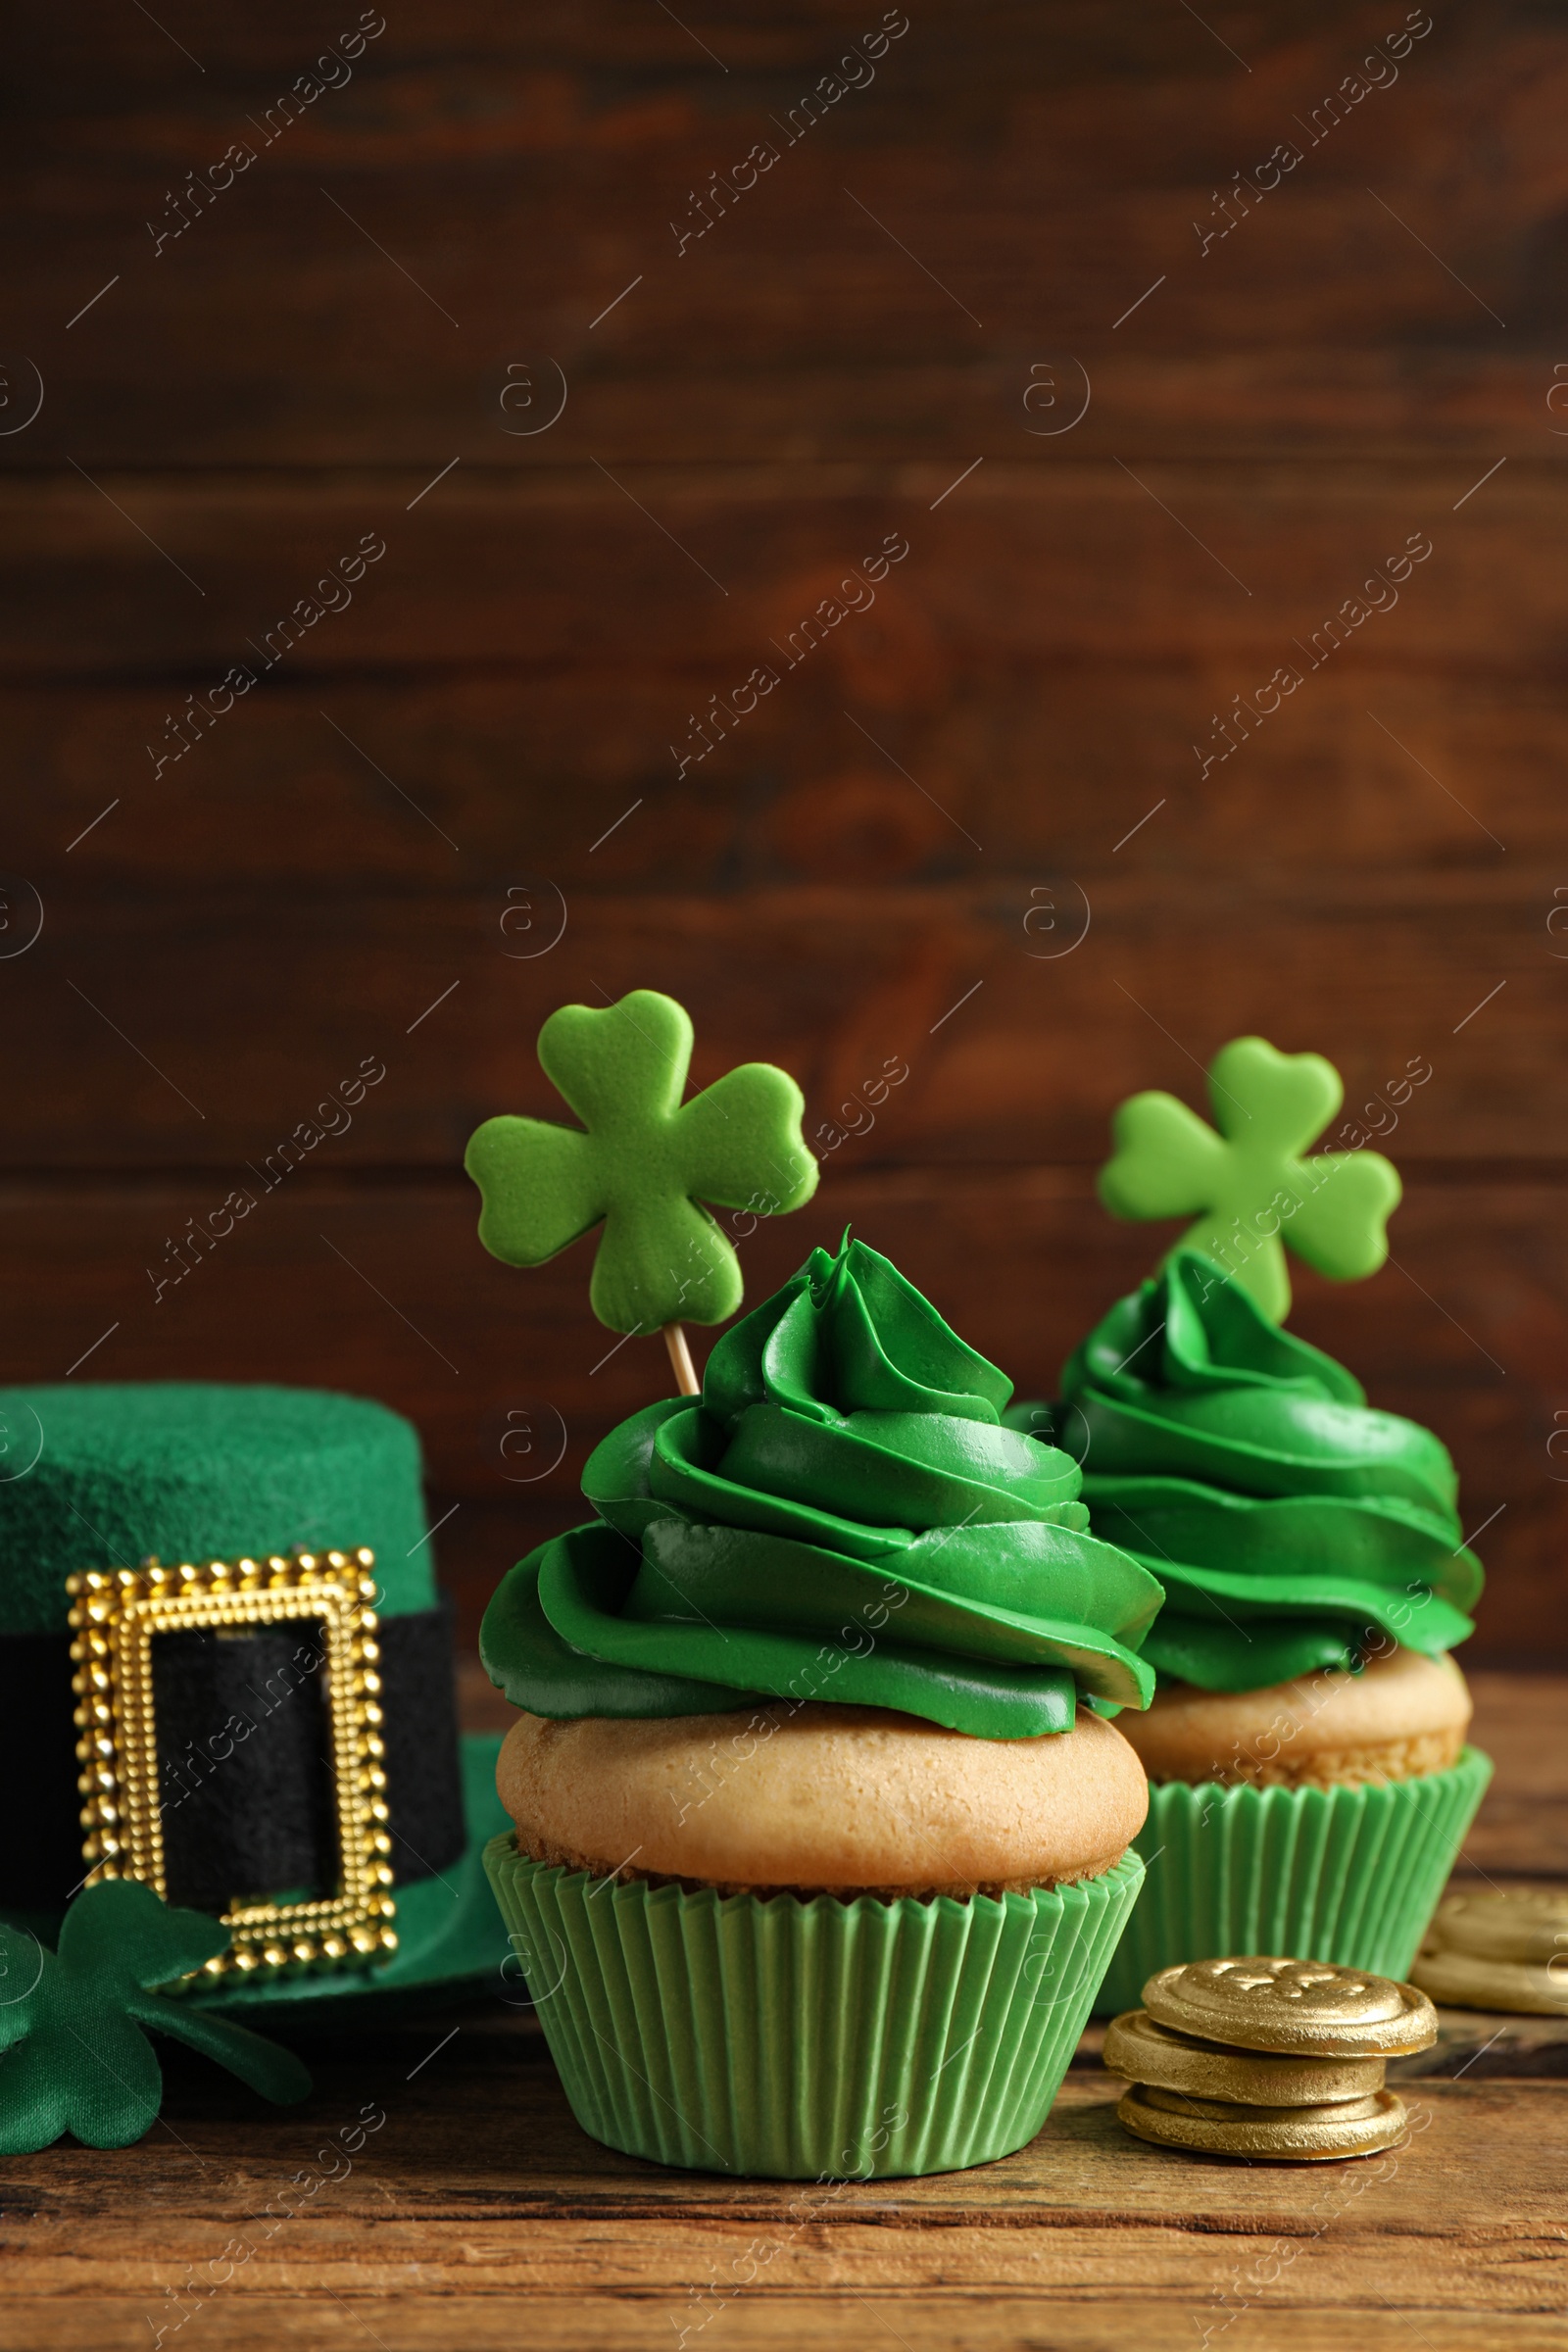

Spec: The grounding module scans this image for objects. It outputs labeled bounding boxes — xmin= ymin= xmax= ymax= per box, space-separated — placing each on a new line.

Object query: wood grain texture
xmin=0 ymin=473 xmax=1553 ymax=678
xmin=1452 ymin=1671 xmax=1568 ymax=1877
xmin=2 ymin=2 xmax=1556 ymax=468
xmin=6 ymin=675 xmax=1559 ymax=890
xmin=0 ymin=877 xmax=1550 ymax=1165
xmin=5 ymin=2306 xmax=1565 ymax=2352
xmin=1 ymin=2044 xmax=1563 ymax=2351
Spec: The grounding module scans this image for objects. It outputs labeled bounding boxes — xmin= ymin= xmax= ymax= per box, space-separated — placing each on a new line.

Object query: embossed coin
xmin=1118 ymin=2082 xmax=1408 ymax=2161
xmin=1410 ymin=1945 xmax=1568 ymax=2016
xmin=1143 ymin=1957 xmax=1438 ymax=2056
xmin=1422 ymin=1887 xmax=1568 ymax=1968
xmin=1102 ymin=2009 xmax=1387 ymax=2105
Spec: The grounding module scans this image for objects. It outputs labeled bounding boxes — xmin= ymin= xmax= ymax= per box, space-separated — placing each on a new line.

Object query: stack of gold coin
xmin=1104 ymin=1956 xmax=1438 ymax=2161
xmin=1410 ymin=1887 xmax=1568 ymax=2014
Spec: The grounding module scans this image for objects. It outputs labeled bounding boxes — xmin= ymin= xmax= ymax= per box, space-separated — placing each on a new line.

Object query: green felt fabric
xmin=2 ymin=1735 xmax=515 ymax=2031
xmin=0 ymin=1384 xmax=434 ymax=1634
xmin=0 ymin=1880 xmax=311 ymax=2151
xmin=465 ymin=989 xmax=818 ymax=1332
xmin=1032 ymin=1250 xmax=1483 ymax=1692
xmin=1099 ymin=1033 xmax=1400 ymax=1322
xmin=482 ymin=1238 xmax=1163 ymax=1735
xmin=191 ymin=1732 xmax=514 ymax=2025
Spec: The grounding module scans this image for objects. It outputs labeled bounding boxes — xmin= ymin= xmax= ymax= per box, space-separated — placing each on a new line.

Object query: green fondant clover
xmin=1099 ymin=1034 xmax=1400 ymax=1322
xmin=465 ymin=990 xmax=819 ymax=1334
xmin=0 ymin=1880 xmax=311 ymax=2152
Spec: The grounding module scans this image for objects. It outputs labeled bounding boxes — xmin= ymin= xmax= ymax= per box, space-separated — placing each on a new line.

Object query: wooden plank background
xmin=4 ymin=0 xmax=1565 ymax=1656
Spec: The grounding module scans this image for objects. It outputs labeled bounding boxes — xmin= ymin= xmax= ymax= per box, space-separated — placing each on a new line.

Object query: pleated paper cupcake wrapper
xmin=1095 ymin=1744 xmax=1493 ymax=2017
xmin=484 ymin=1834 xmax=1143 ymax=2179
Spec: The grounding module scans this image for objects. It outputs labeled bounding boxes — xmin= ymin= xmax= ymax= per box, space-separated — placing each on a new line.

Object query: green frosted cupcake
xmin=1029 ymin=1250 xmax=1491 ymax=2013
xmin=481 ymin=1238 xmax=1160 ymax=2178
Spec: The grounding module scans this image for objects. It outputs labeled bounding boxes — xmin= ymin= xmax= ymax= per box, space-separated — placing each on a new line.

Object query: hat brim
xmin=187 ymin=1733 xmax=514 ymax=2029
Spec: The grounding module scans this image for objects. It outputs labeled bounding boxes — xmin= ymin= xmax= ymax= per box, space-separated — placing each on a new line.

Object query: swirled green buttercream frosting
xmin=1033 ymin=1252 xmax=1482 ymax=1693
xmin=481 ymin=1239 xmax=1163 ymax=1738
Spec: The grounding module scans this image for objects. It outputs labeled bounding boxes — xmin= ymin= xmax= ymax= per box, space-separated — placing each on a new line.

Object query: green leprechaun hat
xmin=0 ymin=1383 xmax=513 ymax=2044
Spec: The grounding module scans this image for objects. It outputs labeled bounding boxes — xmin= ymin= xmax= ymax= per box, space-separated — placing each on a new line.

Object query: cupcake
xmin=1040 ymin=1250 xmax=1491 ymax=2013
xmin=481 ymin=1237 xmax=1162 ymax=2178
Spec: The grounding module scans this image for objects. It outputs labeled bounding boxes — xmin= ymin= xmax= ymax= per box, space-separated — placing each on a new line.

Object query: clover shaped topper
xmin=465 ymin=991 xmax=818 ymax=1377
xmin=1099 ymin=1034 xmax=1400 ymax=1322
xmin=0 ymin=1880 xmax=311 ymax=2152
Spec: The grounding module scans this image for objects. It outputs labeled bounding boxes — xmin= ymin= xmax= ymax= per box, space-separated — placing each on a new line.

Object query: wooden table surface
xmin=4 ymin=1672 xmax=1566 ymax=2352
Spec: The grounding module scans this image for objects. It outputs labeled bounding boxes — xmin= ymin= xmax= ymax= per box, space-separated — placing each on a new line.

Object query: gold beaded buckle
xmin=67 ymin=1548 xmax=397 ymax=1984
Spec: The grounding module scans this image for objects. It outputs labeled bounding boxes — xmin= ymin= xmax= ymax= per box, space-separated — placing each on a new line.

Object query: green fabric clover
xmin=465 ymin=990 xmax=819 ymax=1334
xmin=0 ymin=1880 xmax=311 ymax=2152
xmin=1099 ymin=1034 xmax=1400 ymax=1323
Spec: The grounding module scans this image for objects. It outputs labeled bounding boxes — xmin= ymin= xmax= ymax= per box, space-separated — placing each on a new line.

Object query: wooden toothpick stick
xmin=662 ymin=1321 xmax=700 ymax=1396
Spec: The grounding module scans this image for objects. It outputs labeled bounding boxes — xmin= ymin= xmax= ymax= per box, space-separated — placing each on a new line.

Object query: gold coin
xmin=1143 ymin=1957 xmax=1437 ymax=2056
xmin=1410 ymin=1945 xmax=1568 ymax=2017
xmin=1138 ymin=2083 xmax=1390 ymax=2124
xmin=1102 ymin=2008 xmax=1387 ymax=2105
xmin=1423 ymin=1887 xmax=1568 ymax=1968
xmin=1117 ymin=2082 xmax=1408 ymax=2162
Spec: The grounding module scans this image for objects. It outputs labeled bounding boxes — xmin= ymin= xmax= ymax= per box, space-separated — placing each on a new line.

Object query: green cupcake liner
xmin=1095 ymin=1744 xmax=1493 ymax=2016
xmin=483 ymin=1834 xmax=1144 ymax=2179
